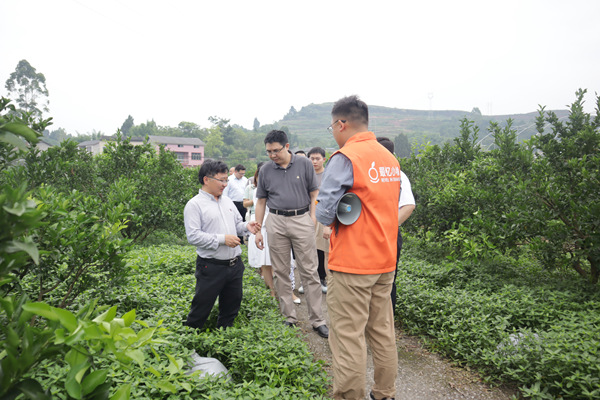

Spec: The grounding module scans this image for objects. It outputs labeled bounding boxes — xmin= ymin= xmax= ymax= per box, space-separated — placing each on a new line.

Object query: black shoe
xmin=283 ymin=321 xmax=296 ymax=327
xmin=313 ymin=324 xmax=329 ymax=338
xmin=370 ymin=391 xmax=395 ymax=400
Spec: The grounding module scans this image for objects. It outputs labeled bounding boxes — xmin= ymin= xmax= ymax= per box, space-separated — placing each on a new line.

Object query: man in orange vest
xmin=316 ymin=96 xmax=401 ymax=400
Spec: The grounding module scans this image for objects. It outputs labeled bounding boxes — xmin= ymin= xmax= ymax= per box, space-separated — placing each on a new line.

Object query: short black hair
xmin=294 ymin=150 xmax=306 ymax=156
xmin=331 ymin=95 xmax=368 ymax=125
xmin=307 ymin=147 xmax=326 ymax=158
xmin=264 ymin=130 xmax=288 ymax=146
xmin=198 ymin=159 xmax=228 ymax=184
xmin=234 ymin=164 xmax=246 ymax=172
xmin=376 ymin=137 xmax=394 ymax=154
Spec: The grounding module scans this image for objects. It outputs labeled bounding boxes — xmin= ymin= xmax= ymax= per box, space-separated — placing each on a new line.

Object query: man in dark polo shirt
xmin=254 ymin=130 xmax=329 ymax=338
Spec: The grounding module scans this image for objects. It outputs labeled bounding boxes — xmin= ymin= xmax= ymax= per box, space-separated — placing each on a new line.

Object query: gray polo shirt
xmin=256 ymin=152 xmax=318 ymax=210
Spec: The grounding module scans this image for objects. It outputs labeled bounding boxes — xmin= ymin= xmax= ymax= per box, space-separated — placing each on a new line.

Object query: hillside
xmin=273 ymin=103 xmax=570 ymax=149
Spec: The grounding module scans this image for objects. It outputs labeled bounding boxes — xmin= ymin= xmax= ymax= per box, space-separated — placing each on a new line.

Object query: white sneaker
xmin=320 ymin=279 xmax=328 ymax=294
xmin=293 ymin=295 xmax=301 ymax=304
xmin=298 ymin=286 xmax=304 ymax=294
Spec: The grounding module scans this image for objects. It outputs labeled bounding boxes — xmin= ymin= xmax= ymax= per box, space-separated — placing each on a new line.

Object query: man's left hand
xmin=247 ymin=220 xmax=259 ymax=234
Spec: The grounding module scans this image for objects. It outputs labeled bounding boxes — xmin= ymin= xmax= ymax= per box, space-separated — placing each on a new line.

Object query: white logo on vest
xmin=369 ymin=161 xmax=401 ymax=184
xmin=368 ymin=161 xmax=379 ymax=183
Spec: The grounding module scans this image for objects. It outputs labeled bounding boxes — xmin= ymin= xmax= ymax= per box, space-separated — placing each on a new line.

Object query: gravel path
xmin=291 ymin=287 xmax=519 ymax=400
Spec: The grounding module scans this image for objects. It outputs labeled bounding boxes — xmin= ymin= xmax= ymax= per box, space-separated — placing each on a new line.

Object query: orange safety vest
xmin=328 ymin=132 xmax=401 ymax=275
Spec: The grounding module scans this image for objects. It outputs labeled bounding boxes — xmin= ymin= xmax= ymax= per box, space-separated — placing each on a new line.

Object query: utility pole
xmin=428 ymin=93 xmax=434 ymax=120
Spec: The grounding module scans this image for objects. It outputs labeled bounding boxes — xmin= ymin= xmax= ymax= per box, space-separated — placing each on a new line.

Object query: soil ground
xmin=290 ymin=286 xmax=519 ymax=400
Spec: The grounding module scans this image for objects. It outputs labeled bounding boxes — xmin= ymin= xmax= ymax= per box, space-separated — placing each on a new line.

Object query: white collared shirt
xmin=184 ymin=189 xmax=249 ymax=259
xmin=223 ymin=175 xmax=248 ymax=202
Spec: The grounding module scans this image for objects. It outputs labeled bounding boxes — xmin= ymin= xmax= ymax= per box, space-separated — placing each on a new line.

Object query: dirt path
xmin=291 ymin=288 xmax=519 ymax=399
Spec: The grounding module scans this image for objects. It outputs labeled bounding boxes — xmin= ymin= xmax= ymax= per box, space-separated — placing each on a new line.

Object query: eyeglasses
xmin=327 ymin=119 xmax=346 ymax=134
xmin=265 ymin=147 xmax=285 ymax=156
xmin=206 ymin=176 xmax=228 ymax=184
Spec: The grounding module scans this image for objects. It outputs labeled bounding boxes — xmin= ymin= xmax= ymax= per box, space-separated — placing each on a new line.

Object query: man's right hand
xmin=255 ymin=231 xmax=264 ymax=250
xmin=224 ymin=235 xmax=241 ymax=248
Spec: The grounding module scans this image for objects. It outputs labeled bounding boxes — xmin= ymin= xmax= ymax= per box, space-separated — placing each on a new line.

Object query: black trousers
xmin=317 ymin=249 xmax=327 ymax=281
xmin=233 ymin=201 xmax=246 ymax=241
xmin=391 ymin=229 xmax=403 ymax=310
xmin=185 ymin=255 xmax=245 ymax=330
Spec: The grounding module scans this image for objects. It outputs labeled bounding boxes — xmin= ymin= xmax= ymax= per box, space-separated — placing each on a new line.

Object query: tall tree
xmin=4 ymin=59 xmax=50 ymax=118
xmin=129 ymin=120 xmax=158 ymax=137
xmin=253 ymin=117 xmax=260 ymax=132
xmin=209 ymin=116 xmax=235 ymax=146
xmin=121 ymin=115 xmax=134 ymax=135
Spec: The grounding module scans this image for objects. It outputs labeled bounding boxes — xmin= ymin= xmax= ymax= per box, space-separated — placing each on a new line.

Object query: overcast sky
xmin=1 ymin=0 xmax=599 ymax=135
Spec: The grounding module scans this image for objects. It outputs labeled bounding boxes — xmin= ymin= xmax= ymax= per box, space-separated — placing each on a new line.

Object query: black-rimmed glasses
xmin=265 ymin=147 xmax=285 ymax=156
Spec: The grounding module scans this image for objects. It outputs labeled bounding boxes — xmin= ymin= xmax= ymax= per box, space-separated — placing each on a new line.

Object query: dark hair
xmin=235 ymin=164 xmax=246 ymax=172
xmin=198 ymin=160 xmax=228 ymax=184
xmin=254 ymin=161 xmax=265 ymax=183
xmin=331 ymin=95 xmax=368 ymax=125
xmin=294 ymin=150 xmax=306 ymax=156
xmin=307 ymin=147 xmax=326 ymax=158
xmin=376 ymin=137 xmax=394 ymax=154
xmin=264 ymin=130 xmax=288 ymax=146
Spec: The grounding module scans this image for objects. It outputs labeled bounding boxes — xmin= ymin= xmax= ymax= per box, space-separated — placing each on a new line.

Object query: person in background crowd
xmin=254 ymin=130 xmax=329 ymax=338
xmin=294 ymin=150 xmax=307 ymax=157
xmin=316 ymin=96 xmax=400 ymax=400
xmin=376 ymin=137 xmax=416 ymax=309
xmin=183 ymin=160 xmax=258 ymax=330
xmin=223 ymin=164 xmax=248 ymax=242
xmin=308 ymin=146 xmax=329 ymax=294
xmin=244 ymin=162 xmax=276 ymax=297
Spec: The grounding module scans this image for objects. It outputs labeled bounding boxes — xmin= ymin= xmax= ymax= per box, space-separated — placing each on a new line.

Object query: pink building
xmin=78 ymin=135 xmax=205 ymax=167
xmin=147 ymin=135 xmax=204 ymax=167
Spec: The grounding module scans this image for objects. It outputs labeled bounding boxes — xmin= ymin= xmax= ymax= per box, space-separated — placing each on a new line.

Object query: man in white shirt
xmin=183 ymin=160 xmax=258 ymax=330
xmin=308 ymin=146 xmax=330 ymax=293
xmin=377 ymin=137 xmax=416 ymax=308
xmin=223 ymin=164 xmax=248 ymax=241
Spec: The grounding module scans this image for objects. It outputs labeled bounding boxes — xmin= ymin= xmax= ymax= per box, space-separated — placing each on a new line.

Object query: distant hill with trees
xmin=266 ymin=102 xmax=570 ymax=153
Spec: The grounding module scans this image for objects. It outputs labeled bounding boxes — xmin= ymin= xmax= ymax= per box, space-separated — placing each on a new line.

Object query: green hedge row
xmin=395 ymin=253 xmax=600 ymax=399
xmin=28 ymin=245 xmax=330 ymax=399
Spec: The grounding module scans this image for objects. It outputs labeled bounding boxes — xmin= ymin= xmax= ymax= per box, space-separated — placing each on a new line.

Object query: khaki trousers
xmin=266 ymin=212 xmax=325 ymax=327
xmin=327 ymin=270 xmax=397 ymax=400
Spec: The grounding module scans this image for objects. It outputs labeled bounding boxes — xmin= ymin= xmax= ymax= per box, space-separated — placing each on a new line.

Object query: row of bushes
xmin=16 ymin=245 xmax=331 ymax=399
xmin=397 ymin=239 xmax=600 ymax=399
xmin=402 ymin=89 xmax=600 ymax=286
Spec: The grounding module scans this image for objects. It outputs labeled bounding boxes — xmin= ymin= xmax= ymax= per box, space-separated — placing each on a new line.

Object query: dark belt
xmin=199 ymin=256 xmax=239 ymax=267
xmin=269 ymin=206 xmax=310 ymax=217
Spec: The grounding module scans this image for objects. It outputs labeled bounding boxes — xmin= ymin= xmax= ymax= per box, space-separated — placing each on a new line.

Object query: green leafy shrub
xmin=96 ymin=135 xmax=197 ymax=243
xmin=395 ymin=255 xmax=600 ymax=399
xmin=62 ymin=245 xmax=330 ymax=399
xmin=17 ymin=186 xmax=132 ymax=308
xmin=403 ymin=89 xmax=600 ymax=287
xmin=1 ymin=99 xmax=136 ymax=400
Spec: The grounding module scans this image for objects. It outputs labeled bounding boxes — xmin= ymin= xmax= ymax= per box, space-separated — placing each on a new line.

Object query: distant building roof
xmin=78 ymin=135 xmax=205 ymax=147
xmin=149 ymin=135 xmax=204 ymax=146
xmin=39 ymin=138 xmax=54 ymax=146
xmin=78 ymin=140 xmax=101 ymax=146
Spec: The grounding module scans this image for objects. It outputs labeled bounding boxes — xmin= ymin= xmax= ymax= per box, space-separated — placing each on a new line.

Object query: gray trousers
xmin=266 ymin=212 xmax=325 ymax=328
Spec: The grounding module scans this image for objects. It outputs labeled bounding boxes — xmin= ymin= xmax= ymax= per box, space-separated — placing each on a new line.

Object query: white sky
xmin=1 ymin=0 xmax=599 ymax=135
